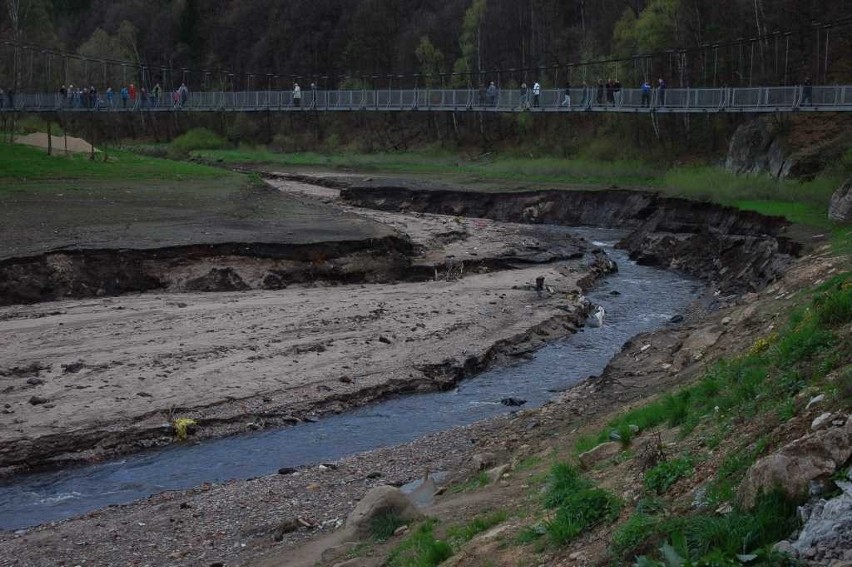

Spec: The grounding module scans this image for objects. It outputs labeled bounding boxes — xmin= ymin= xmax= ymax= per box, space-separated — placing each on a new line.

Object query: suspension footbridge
xmin=2 ymin=85 xmax=851 ymax=114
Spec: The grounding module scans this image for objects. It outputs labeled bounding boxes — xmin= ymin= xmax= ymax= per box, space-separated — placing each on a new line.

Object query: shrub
xmin=170 ymin=128 xmax=228 ymax=156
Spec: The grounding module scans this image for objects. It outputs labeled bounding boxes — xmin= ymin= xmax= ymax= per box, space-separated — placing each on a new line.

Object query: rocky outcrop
xmin=342 ymin=187 xmax=800 ymax=293
xmin=726 ymin=117 xmax=848 ymax=179
xmin=829 ymin=179 xmax=852 ymax=222
xmin=737 ymin=415 xmax=852 ymax=508
xmin=790 ymin=480 xmax=852 ymax=564
xmin=344 ymin=486 xmax=422 ymax=540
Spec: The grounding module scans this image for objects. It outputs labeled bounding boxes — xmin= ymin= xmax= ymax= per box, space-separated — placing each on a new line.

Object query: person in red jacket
xmin=129 ymin=83 xmax=138 ymax=109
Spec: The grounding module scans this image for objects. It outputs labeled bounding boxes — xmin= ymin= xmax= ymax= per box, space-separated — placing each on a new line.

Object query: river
xmin=0 ymin=227 xmax=701 ymax=530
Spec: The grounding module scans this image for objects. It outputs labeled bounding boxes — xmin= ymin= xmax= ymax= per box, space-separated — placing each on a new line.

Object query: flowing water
xmin=0 ymin=227 xmax=702 ymax=531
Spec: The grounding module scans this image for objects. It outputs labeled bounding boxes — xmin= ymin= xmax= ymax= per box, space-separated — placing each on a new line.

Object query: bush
xmin=170 ymin=128 xmax=228 ymax=156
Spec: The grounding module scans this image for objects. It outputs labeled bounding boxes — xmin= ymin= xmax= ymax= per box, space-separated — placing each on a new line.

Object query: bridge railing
xmin=3 ymin=86 xmax=852 ymax=112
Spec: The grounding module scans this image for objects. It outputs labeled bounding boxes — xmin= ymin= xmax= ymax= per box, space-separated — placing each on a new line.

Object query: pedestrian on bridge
xmin=152 ymin=83 xmax=162 ymax=107
xmin=178 ymin=83 xmax=189 ymax=108
xmin=657 ymin=78 xmax=666 ymax=107
xmin=596 ymin=79 xmax=604 ymax=106
xmin=310 ymin=82 xmax=317 ymax=108
xmin=106 ymin=87 xmax=114 ymax=108
xmin=561 ymin=82 xmax=571 ymax=107
xmin=129 ymin=83 xmax=138 ymax=109
xmin=0 ymin=88 xmax=4 ymax=109
xmin=487 ymin=81 xmax=497 ymax=106
xmin=293 ymin=82 xmax=301 ymax=108
xmin=802 ymin=77 xmax=813 ymax=106
xmin=519 ymin=83 xmax=529 ymax=110
xmin=641 ymin=80 xmax=651 ymax=107
xmin=532 ymin=81 xmax=541 ymax=108
xmin=120 ymin=85 xmax=129 ymax=108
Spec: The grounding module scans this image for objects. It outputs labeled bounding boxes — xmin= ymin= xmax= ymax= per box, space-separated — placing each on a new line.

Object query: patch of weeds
xmin=172 ymin=417 xmax=197 ymax=441
xmin=370 ymin=512 xmax=407 ymax=542
xmin=541 ymin=463 xmax=621 ymax=545
xmin=388 ymin=520 xmax=453 ymax=567
xmin=663 ymin=391 xmax=691 ymax=427
xmin=708 ymin=436 xmax=769 ymax=504
xmin=776 ymin=398 xmax=796 ymax=422
xmin=449 ymin=471 xmax=490 ymax=494
xmin=346 ymin=541 xmax=373 ymax=559
xmin=611 ymin=512 xmax=664 ymax=559
xmin=626 ymin=491 xmax=799 ymax=565
xmin=644 ymin=457 xmax=694 ymax=495
xmin=575 ymin=434 xmax=602 ymax=454
xmin=812 ymin=275 xmax=852 ymax=326
xmin=544 ymin=487 xmax=622 ymax=545
xmin=447 ymin=510 xmax=508 ymax=546
xmin=835 ymin=365 xmax=852 ymax=403
xmin=516 ymin=523 xmax=547 ymax=544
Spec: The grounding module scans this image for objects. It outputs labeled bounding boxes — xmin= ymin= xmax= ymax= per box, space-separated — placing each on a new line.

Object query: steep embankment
xmin=342 ymin=186 xmax=802 ymax=293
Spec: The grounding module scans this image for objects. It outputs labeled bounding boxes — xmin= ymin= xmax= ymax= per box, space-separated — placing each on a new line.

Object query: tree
xmin=452 ymin=0 xmax=486 ymax=87
xmin=415 ymin=35 xmax=444 ymax=87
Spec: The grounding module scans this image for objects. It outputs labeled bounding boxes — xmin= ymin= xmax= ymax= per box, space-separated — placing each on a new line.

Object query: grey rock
xmin=471 ymin=452 xmax=496 ymax=471
xmin=812 ymin=412 xmax=834 ymax=431
xmin=344 ymin=486 xmax=422 ymax=540
xmin=829 ymin=179 xmax=852 ymax=222
xmin=578 ymin=442 xmax=622 ymax=470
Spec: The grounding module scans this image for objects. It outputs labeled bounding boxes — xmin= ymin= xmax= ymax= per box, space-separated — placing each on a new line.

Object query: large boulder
xmin=738 ymin=416 xmax=852 ymax=508
xmin=726 ymin=117 xmax=848 ymax=180
xmin=344 ymin=486 xmax=422 ymax=540
xmin=829 ymin=179 xmax=852 ymax=222
xmin=726 ymin=118 xmax=786 ymax=177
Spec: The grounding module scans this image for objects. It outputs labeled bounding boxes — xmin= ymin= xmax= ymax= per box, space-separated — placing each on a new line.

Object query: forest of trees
xmin=2 ymin=0 xmax=851 ymax=92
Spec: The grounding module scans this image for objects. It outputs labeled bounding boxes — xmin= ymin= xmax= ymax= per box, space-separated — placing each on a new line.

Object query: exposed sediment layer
xmin=0 ymin=236 xmax=413 ymax=306
xmin=341 ymin=186 xmax=802 ymax=292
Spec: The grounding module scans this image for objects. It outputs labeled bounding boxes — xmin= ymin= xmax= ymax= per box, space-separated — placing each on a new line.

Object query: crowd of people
xmin=0 ymin=77 xmax=823 ymax=111
xmin=50 ymin=82 xmax=190 ymax=110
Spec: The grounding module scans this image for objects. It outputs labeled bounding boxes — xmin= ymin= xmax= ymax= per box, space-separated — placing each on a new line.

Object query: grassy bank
xmin=192 ymin=148 xmax=850 ymax=252
xmin=0 ymin=142 xmax=228 ymax=187
xmin=0 ymin=142 xmax=389 ymax=260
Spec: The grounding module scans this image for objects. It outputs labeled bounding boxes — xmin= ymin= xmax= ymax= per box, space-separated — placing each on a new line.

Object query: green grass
xmin=194 ymin=148 xmax=666 ymax=187
xmin=370 ymin=512 xmax=409 ymax=542
xmin=387 ymin=520 xmax=453 ymax=567
xmin=446 ymin=510 xmax=508 ymax=546
xmin=537 ymin=462 xmax=622 ymax=546
xmin=617 ymin=491 xmax=799 ymax=565
xmin=0 ymin=141 xmax=227 ymax=185
xmin=644 ymin=457 xmax=694 ymax=495
xmin=449 ymin=471 xmax=491 ymax=494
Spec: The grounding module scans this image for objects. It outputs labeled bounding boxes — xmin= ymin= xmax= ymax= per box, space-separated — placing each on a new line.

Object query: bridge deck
xmin=2 ymin=86 xmax=851 ymax=113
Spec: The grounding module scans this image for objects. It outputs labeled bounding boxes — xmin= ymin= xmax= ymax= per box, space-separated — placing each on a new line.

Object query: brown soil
xmin=14 ymin=133 xmax=99 ymax=154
